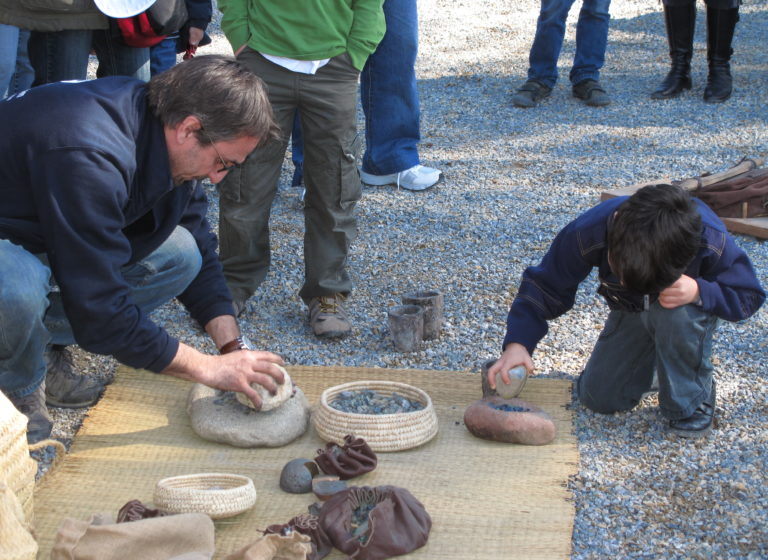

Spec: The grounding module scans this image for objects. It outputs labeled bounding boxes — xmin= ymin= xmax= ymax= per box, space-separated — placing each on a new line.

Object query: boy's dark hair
xmin=146 ymin=55 xmax=280 ymax=147
xmin=608 ymin=183 xmax=702 ymax=294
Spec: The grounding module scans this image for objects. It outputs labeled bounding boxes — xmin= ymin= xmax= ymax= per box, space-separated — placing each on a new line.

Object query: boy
xmin=488 ymin=184 xmax=764 ymax=437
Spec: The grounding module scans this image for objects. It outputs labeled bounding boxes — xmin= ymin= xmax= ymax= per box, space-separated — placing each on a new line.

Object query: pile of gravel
xmin=45 ymin=0 xmax=767 ymax=558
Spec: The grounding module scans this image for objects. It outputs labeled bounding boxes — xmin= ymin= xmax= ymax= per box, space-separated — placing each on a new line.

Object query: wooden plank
xmin=600 ymin=183 xmax=768 ymax=240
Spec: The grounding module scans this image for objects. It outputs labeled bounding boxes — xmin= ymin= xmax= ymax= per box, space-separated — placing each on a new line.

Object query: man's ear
xmin=173 ymin=115 xmax=203 ymax=145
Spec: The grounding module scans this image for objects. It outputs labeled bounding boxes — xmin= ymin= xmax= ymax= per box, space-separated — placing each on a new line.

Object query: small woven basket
xmin=153 ymin=473 xmax=257 ymax=519
xmin=0 ymin=391 xmax=38 ymax=524
xmin=313 ymin=381 xmax=438 ymax=452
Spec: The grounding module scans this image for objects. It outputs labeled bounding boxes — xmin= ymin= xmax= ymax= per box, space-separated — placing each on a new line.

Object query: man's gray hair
xmin=147 ymin=54 xmax=280 ymax=146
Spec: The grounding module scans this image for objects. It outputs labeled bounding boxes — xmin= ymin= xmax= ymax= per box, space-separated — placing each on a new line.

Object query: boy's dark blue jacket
xmin=0 ymin=78 xmax=233 ymax=372
xmin=504 ymin=196 xmax=766 ymax=354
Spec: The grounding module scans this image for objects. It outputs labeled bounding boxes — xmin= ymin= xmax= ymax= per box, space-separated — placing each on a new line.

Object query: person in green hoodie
xmin=216 ymin=0 xmax=385 ymax=339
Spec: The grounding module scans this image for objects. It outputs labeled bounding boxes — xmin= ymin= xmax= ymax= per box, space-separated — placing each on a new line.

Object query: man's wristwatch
xmin=219 ymin=335 xmax=253 ymax=354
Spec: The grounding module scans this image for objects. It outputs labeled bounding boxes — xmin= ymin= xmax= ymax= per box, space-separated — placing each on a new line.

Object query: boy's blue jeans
xmin=577 ymin=302 xmax=718 ymax=420
xmin=527 ymin=0 xmax=611 ymax=87
xmin=0 ymin=227 xmax=201 ymax=400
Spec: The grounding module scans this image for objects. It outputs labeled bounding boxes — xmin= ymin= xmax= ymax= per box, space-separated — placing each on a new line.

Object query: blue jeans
xmin=149 ymin=34 xmax=179 ymax=76
xmin=29 ymin=29 xmax=150 ymax=84
xmin=577 ymin=302 xmax=718 ymax=420
xmin=527 ymin=0 xmax=611 ymax=87
xmin=0 ymin=227 xmax=201 ymax=400
xmin=0 ymin=24 xmax=18 ymax=97
xmin=291 ymin=0 xmax=423 ymax=181
xmin=360 ymin=0 xmax=421 ymax=175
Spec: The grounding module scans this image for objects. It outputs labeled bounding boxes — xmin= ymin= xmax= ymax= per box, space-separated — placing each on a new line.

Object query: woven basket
xmin=313 ymin=380 xmax=439 ymax=452
xmin=0 ymin=391 xmax=38 ymax=524
xmin=153 ymin=473 xmax=257 ymax=519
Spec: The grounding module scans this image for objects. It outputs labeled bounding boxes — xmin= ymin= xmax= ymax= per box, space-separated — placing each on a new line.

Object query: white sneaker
xmin=360 ymin=164 xmax=442 ymax=191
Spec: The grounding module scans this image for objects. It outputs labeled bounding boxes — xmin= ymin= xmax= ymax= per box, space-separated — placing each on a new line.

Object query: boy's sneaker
xmin=11 ymin=383 xmax=53 ymax=444
xmin=511 ymin=79 xmax=552 ymax=108
xmin=572 ymin=79 xmax=611 ymax=107
xmin=360 ymin=164 xmax=442 ymax=191
xmin=668 ymin=382 xmax=716 ymax=438
xmin=308 ymin=294 xmax=351 ymax=338
xmin=45 ymin=345 xmax=104 ymax=408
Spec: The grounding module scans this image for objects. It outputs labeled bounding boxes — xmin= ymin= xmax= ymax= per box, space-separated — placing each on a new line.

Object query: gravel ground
xmin=41 ymin=0 xmax=767 ymax=558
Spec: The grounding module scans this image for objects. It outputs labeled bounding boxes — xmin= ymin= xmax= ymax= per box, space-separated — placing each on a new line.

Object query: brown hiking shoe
xmin=45 ymin=345 xmax=105 ymax=408
xmin=308 ymin=294 xmax=351 ymax=339
xmin=11 ymin=383 xmax=53 ymax=444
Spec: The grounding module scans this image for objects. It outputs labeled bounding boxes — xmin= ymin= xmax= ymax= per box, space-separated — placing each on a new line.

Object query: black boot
xmin=651 ymin=3 xmax=696 ymax=100
xmin=703 ymin=7 xmax=739 ymax=103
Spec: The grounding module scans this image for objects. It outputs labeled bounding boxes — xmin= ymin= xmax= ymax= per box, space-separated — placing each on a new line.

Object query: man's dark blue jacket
xmin=0 ymin=78 xmax=232 ymax=372
xmin=504 ymin=196 xmax=766 ymax=354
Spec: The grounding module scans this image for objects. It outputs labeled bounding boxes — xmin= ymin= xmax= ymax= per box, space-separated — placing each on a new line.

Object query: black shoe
xmin=650 ymin=4 xmax=695 ymax=100
xmin=11 ymin=383 xmax=53 ymax=444
xmin=668 ymin=382 xmax=716 ymax=438
xmin=44 ymin=345 xmax=104 ymax=408
xmin=572 ymin=79 xmax=611 ymax=107
xmin=511 ymin=79 xmax=552 ymax=108
xmin=703 ymin=7 xmax=739 ymax=104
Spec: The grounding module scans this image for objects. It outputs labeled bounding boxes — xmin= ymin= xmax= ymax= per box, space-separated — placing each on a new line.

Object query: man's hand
xmin=162 ymin=342 xmax=285 ymax=409
xmin=659 ymin=275 xmax=700 ymax=309
xmin=188 ymin=26 xmax=204 ymax=47
xmin=488 ymin=343 xmax=534 ymax=390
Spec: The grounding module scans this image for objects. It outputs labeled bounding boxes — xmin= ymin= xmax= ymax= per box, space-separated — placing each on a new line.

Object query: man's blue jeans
xmin=149 ymin=34 xmax=180 ymax=76
xmin=29 ymin=29 xmax=150 ymax=84
xmin=577 ymin=302 xmax=718 ymax=420
xmin=0 ymin=227 xmax=201 ymax=400
xmin=0 ymin=25 xmax=30 ymax=97
xmin=527 ymin=0 xmax=611 ymax=87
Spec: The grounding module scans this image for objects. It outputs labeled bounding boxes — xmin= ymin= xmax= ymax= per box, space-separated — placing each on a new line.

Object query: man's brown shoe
xmin=308 ymin=294 xmax=351 ymax=339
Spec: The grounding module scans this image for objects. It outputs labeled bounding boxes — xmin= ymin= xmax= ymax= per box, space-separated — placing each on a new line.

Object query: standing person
xmin=650 ymin=0 xmax=739 ymax=103
xmin=0 ymin=0 xmax=153 ymax=85
xmin=291 ymin=0 xmax=442 ymax=193
xmin=149 ymin=0 xmax=212 ymax=75
xmin=488 ymin=184 xmax=764 ymax=438
xmin=511 ymin=0 xmax=612 ymax=108
xmin=0 ymin=55 xmax=285 ymax=444
xmin=216 ymin=0 xmax=385 ymax=338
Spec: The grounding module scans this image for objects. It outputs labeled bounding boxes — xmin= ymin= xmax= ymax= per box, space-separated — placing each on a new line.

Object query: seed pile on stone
xmin=330 ymin=390 xmax=424 ymax=414
xmin=487 ymin=402 xmax=530 ymax=413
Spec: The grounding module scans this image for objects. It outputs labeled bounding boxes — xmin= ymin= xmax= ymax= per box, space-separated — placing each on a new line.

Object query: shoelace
xmin=318 ymin=297 xmax=339 ymax=313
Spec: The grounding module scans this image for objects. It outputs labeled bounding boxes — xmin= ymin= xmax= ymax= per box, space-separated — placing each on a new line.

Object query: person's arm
xmin=346 ymin=0 xmax=386 ymax=70
xmin=218 ymin=0 xmax=250 ymax=54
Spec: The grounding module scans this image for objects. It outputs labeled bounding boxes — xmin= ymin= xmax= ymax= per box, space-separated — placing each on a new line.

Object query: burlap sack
xmin=0 ymin=479 xmax=38 ymax=560
xmin=314 ymin=435 xmax=377 ymax=480
xmin=319 ymin=486 xmax=432 ymax=560
xmin=266 ymin=513 xmax=333 ymax=560
xmin=224 ymin=531 xmax=312 ymax=560
xmin=50 ymin=512 xmax=215 ymax=559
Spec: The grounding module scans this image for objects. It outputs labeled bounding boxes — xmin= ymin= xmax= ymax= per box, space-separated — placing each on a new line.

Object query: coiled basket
xmin=153 ymin=473 xmax=256 ymax=519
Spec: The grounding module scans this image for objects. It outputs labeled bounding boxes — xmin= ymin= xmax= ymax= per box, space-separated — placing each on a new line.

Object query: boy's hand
xmin=488 ymin=343 xmax=534 ymax=390
xmin=659 ymin=275 xmax=700 ymax=308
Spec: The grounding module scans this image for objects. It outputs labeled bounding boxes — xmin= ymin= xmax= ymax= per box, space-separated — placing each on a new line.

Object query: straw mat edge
xmin=33 ymin=365 xmax=577 ymax=559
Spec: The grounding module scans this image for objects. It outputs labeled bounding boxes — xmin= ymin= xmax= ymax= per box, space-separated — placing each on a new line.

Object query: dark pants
xmin=577 ymin=302 xmax=718 ymax=420
xmin=218 ymin=49 xmax=362 ymax=305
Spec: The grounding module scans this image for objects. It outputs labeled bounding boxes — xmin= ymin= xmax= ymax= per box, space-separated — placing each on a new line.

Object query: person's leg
xmin=0 ymin=24 xmax=19 ymax=97
xmin=577 ymin=310 xmax=657 ymax=413
xmin=92 ymin=29 xmax=150 ymax=81
xmin=651 ymin=0 xmax=697 ymax=100
xmin=527 ymin=0 xmax=578 ymax=87
xmin=28 ymin=30 xmax=91 ymax=85
xmin=44 ymin=226 xmax=203 ymax=347
xmin=648 ymin=303 xmax=717 ymax=421
xmin=360 ymin=0 xmax=420 ymax=177
xmin=149 ymin=34 xmax=179 ymax=76
xmin=297 ymin=53 xmax=361 ymax=335
xmin=290 ymin=113 xmax=304 ymax=187
xmin=9 ymin=29 xmax=34 ymax=95
xmin=0 ymin=240 xmax=52 ymax=400
xmin=569 ymin=0 xmax=611 ymax=86
xmin=217 ymin=50 xmax=293 ymax=311
xmin=702 ymin=0 xmax=740 ymax=103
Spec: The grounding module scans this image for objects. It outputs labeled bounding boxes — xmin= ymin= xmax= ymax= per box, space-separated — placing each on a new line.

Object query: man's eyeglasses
xmin=201 ymin=129 xmax=242 ymax=173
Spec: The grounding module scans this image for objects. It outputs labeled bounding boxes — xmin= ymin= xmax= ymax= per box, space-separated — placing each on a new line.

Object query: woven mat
xmin=34 ymin=366 xmax=577 ymax=559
